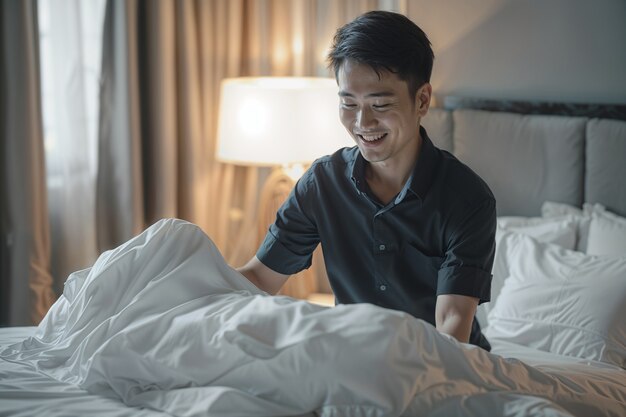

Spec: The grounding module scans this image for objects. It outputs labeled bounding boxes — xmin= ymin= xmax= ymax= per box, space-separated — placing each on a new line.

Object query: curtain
xmin=0 ymin=0 xmax=55 ymax=326
xmin=97 ymin=0 xmax=221 ymax=251
xmin=39 ymin=0 xmax=105 ymax=297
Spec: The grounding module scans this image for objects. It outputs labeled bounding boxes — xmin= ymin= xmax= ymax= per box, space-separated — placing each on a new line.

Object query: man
xmin=237 ymin=10 xmax=496 ymax=350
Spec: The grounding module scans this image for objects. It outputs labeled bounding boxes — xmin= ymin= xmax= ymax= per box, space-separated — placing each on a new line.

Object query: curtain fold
xmin=97 ymin=0 xmax=145 ymax=251
xmin=97 ymin=0 xmax=243 ymax=252
xmin=0 ymin=0 xmax=55 ymax=326
xmin=97 ymin=0 xmax=250 ymax=254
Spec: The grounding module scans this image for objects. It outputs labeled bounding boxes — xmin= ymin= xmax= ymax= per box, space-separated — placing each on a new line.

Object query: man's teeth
xmin=360 ymin=133 xmax=385 ymax=142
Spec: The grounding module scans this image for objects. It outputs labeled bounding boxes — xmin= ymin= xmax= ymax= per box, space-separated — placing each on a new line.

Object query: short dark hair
xmin=327 ymin=10 xmax=434 ymax=98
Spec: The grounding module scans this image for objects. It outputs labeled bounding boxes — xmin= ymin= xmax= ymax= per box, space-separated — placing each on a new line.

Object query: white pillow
xmin=485 ymin=233 xmax=626 ymax=368
xmin=496 ymin=216 xmax=578 ymax=250
xmin=541 ymin=200 xmax=585 ymax=217
xmin=475 ymin=216 xmax=578 ymax=329
xmin=586 ymin=209 xmax=626 ymax=258
xmin=540 ymin=201 xmax=604 ymax=252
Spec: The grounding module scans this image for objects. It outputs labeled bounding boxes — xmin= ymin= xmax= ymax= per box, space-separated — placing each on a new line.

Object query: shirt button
xmin=379 ymin=284 xmax=387 ymax=291
xmin=379 ymin=244 xmax=386 ymax=251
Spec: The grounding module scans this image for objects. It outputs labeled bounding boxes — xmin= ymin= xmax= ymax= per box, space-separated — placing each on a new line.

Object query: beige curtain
xmin=96 ymin=0 xmax=403 ymax=299
xmin=0 ymin=0 xmax=55 ymax=326
xmin=96 ymin=0 xmax=240 ymax=251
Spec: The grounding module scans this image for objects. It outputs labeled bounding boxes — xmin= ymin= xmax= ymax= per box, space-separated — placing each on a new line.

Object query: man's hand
xmin=236 ymin=256 xmax=290 ymax=295
xmin=435 ymin=294 xmax=479 ymax=343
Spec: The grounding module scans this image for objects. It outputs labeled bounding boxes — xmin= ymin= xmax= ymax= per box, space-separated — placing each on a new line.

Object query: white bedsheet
xmin=0 ymin=326 xmax=168 ymax=417
xmin=1 ymin=219 xmax=625 ymax=417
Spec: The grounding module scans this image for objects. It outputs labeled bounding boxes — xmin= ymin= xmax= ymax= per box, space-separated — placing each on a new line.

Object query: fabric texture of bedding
xmin=587 ymin=208 xmax=626 ymax=257
xmin=540 ymin=200 xmax=626 ymax=257
xmin=496 ymin=216 xmax=578 ymax=250
xmin=541 ymin=201 xmax=594 ymax=252
xmin=0 ymin=326 xmax=170 ymax=417
xmin=485 ymin=233 xmax=626 ymax=368
xmin=2 ymin=219 xmax=625 ymax=417
xmin=476 ymin=213 xmax=579 ymax=328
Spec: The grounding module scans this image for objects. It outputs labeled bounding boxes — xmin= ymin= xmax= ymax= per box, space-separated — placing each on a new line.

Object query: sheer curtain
xmin=38 ymin=0 xmax=106 ymax=296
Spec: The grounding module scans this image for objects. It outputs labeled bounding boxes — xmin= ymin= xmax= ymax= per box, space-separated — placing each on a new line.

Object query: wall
xmin=397 ymin=0 xmax=626 ymax=104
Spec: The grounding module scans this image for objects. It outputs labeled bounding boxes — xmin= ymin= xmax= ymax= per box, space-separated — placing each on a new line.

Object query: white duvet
xmin=1 ymin=219 xmax=624 ymax=417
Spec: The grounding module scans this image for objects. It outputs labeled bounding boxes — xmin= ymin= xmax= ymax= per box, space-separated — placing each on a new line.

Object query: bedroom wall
xmin=400 ymin=0 xmax=626 ymax=104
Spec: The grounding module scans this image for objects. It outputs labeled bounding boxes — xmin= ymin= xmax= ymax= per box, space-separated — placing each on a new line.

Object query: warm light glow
xmin=307 ymin=292 xmax=335 ymax=307
xmin=319 ymin=46 xmax=330 ymax=64
xmin=283 ymin=163 xmax=306 ymax=181
xmin=292 ymin=37 xmax=304 ymax=56
xmin=216 ymin=77 xmax=353 ymax=166
xmin=274 ymin=46 xmax=288 ymax=70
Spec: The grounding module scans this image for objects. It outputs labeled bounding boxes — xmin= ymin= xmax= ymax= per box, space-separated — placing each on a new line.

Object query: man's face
xmin=337 ymin=60 xmax=429 ymax=166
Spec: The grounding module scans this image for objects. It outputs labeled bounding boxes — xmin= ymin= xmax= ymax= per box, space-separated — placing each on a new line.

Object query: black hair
xmin=327 ymin=10 xmax=434 ymax=98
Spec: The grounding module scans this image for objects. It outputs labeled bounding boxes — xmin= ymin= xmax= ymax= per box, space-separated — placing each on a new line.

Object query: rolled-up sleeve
xmin=436 ymin=198 xmax=496 ymax=303
xmin=256 ymin=170 xmax=320 ymax=275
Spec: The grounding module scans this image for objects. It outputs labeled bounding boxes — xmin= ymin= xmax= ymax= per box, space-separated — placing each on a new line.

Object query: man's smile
xmin=357 ymin=132 xmax=388 ymax=143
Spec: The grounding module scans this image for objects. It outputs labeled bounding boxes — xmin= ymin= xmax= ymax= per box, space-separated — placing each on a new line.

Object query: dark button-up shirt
xmin=257 ymin=127 xmax=496 ymax=349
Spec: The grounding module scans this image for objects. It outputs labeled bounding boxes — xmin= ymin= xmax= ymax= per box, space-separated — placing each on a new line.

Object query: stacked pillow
xmin=475 ymin=211 xmax=579 ymax=328
xmin=541 ymin=201 xmax=626 ymax=256
xmin=483 ymin=202 xmax=626 ymax=368
xmin=586 ymin=207 xmax=626 ymax=257
xmin=540 ymin=201 xmax=593 ymax=252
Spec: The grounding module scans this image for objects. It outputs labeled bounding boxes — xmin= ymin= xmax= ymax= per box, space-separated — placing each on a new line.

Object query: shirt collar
xmin=350 ymin=126 xmax=439 ymax=200
xmin=350 ymin=149 xmax=368 ymax=194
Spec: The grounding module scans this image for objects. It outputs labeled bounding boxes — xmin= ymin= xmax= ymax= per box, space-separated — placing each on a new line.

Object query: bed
xmin=1 ymin=98 xmax=626 ymax=417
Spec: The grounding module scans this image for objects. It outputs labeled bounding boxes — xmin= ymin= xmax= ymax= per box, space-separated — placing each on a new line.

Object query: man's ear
xmin=415 ymin=83 xmax=432 ymax=116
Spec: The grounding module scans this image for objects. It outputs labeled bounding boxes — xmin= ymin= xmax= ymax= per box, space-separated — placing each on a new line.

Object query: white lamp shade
xmin=216 ymin=77 xmax=353 ymax=166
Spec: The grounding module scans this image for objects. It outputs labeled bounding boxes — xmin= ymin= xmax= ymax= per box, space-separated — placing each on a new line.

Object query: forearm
xmin=236 ymin=256 xmax=289 ymax=295
xmin=436 ymin=313 xmax=472 ymax=343
xmin=435 ymin=294 xmax=478 ymax=344
xmin=236 ymin=266 xmax=262 ymax=289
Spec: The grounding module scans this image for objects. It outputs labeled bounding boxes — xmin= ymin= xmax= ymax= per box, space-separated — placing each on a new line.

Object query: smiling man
xmin=237 ymin=10 xmax=496 ymax=350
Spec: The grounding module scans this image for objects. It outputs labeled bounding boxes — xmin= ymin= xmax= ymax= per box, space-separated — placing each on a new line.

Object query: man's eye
xmin=373 ymin=104 xmax=391 ymax=110
xmin=341 ymin=103 xmax=357 ymax=109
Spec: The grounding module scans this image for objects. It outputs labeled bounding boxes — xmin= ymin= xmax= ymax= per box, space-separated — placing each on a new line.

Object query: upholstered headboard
xmin=421 ymin=97 xmax=626 ymax=217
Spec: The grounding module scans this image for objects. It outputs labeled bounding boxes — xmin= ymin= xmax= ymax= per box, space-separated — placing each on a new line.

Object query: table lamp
xmin=216 ymin=77 xmax=352 ymax=300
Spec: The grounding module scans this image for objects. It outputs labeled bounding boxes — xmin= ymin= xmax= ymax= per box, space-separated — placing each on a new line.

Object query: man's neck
xmin=365 ymin=133 xmax=423 ymax=204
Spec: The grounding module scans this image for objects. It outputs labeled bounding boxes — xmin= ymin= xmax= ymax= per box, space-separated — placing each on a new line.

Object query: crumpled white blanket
xmin=2 ymin=219 xmax=624 ymax=417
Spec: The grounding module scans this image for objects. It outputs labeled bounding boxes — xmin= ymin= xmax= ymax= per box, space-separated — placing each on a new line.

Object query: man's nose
xmin=356 ymin=108 xmax=377 ymax=129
